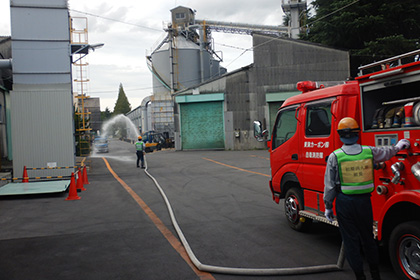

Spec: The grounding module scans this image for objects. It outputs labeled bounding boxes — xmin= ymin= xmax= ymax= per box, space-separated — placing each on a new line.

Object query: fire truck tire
xmin=389 ymin=220 xmax=420 ymax=280
xmin=284 ymin=187 xmax=312 ymax=231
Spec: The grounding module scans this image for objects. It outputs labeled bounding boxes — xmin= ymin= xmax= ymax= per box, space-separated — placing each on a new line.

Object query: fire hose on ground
xmin=143 ymin=156 xmax=346 ymax=276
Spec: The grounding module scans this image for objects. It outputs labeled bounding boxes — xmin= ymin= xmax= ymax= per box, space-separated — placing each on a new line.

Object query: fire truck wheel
xmin=284 ymin=187 xmax=311 ymax=231
xmin=389 ymin=221 xmax=420 ymax=280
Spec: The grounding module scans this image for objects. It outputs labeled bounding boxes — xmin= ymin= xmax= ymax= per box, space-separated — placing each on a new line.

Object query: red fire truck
xmin=254 ymin=50 xmax=420 ymax=279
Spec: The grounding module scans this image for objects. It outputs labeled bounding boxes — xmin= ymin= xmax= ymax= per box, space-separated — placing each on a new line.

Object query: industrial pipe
xmin=199 ymin=27 xmax=205 ymax=83
xmin=168 ymin=32 xmax=175 ymax=94
xmin=143 ymin=157 xmax=345 ymax=276
xmin=0 ymin=59 xmax=12 ymax=69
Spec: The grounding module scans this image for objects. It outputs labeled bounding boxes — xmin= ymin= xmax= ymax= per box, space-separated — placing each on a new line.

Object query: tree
xmin=301 ymin=0 xmax=420 ymax=76
xmin=101 ymin=107 xmax=112 ymax=121
xmin=113 ymin=83 xmax=131 ymax=115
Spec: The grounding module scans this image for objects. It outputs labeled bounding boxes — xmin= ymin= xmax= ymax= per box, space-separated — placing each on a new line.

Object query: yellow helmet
xmin=138 ymin=136 xmax=142 ymax=140
xmin=337 ymin=117 xmax=360 ymax=138
xmin=338 ymin=117 xmax=359 ymax=130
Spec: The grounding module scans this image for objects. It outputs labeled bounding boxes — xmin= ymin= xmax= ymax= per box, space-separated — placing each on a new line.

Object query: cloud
xmin=187 ymin=0 xmax=284 ymax=25
xmin=1 ymin=0 xmax=291 ymax=111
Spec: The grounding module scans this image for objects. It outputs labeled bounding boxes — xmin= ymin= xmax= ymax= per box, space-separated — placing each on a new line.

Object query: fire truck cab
xmin=254 ymin=50 xmax=420 ymax=279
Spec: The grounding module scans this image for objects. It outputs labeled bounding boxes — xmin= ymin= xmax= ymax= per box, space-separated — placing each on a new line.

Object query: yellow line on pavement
xmin=202 ymin=157 xmax=270 ymax=177
xmin=102 ymin=157 xmax=215 ymax=280
xmin=250 ymin=154 xmax=270 ymax=160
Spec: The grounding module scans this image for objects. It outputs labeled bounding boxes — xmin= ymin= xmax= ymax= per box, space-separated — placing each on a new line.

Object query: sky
xmin=0 ymin=0 xmax=306 ymax=111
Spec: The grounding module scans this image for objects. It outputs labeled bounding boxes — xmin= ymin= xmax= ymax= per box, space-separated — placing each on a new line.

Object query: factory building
xmin=125 ymin=105 xmax=142 ymax=134
xmin=136 ymin=3 xmax=351 ymax=151
xmin=128 ymin=3 xmax=350 ymax=151
xmin=9 ymin=0 xmax=75 ymax=176
xmin=0 ymin=36 xmax=12 ymax=161
xmin=174 ymin=34 xmax=350 ymax=150
xmin=252 ymin=34 xmax=350 ymax=135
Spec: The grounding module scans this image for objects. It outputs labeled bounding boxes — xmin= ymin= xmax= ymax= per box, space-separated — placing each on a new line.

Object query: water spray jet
xmin=100 ymin=114 xmax=140 ymax=141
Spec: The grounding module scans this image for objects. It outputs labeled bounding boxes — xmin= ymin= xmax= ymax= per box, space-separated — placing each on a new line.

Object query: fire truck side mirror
xmin=253 ymin=120 xmax=268 ymax=142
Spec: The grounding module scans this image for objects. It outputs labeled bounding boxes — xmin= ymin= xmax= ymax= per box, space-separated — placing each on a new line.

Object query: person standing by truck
xmin=324 ymin=117 xmax=410 ymax=280
xmin=135 ymin=136 xmax=145 ymax=168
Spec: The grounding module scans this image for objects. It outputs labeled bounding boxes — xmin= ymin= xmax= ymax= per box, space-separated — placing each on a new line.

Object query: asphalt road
xmin=0 ymin=139 xmax=398 ymax=279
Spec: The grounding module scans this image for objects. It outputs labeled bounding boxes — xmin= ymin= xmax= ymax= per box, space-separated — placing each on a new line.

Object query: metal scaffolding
xmin=195 ymin=19 xmax=288 ymax=36
xmin=70 ymin=17 xmax=92 ymax=156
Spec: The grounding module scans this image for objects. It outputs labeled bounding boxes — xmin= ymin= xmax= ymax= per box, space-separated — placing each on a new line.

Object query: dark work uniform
xmin=324 ymin=143 xmax=399 ymax=279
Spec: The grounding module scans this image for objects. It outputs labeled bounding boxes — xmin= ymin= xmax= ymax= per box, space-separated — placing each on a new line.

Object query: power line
xmin=214 ymin=42 xmax=248 ymax=51
xmin=306 ymin=0 xmax=360 ymax=26
xmin=87 ymin=86 xmax=153 ymax=94
xmin=68 ymin=9 xmax=263 ymax=67
xmin=68 ymin=8 xmax=263 ymax=69
xmin=225 ymin=49 xmax=251 ymax=68
xmin=69 ymin=9 xmax=163 ymax=32
xmin=225 ymin=0 xmax=361 ymax=66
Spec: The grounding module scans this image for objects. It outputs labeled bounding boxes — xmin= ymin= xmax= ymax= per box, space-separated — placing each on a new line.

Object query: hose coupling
xmin=412 ymin=162 xmax=420 ymax=183
xmin=391 ymin=162 xmax=404 ymax=184
xmin=376 ymin=185 xmax=388 ymax=195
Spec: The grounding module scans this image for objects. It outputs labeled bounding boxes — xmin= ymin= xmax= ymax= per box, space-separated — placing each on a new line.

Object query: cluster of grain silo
xmin=151 ymin=35 xmax=224 ymax=92
xmin=146 ymin=6 xmax=226 ymax=136
xmin=143 ymin=3 xmax=306 ymax=139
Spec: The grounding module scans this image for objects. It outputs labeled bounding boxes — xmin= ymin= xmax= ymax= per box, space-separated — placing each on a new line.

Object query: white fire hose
xmin=143 ymin=156 xmax=345 ymax=276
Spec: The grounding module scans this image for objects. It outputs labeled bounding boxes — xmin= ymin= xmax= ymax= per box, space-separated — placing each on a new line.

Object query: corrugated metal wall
xmin=174 ymin=34 xmax=350 ymax=151
xmin=252 ymin=34 xmax=350 ymax=147
xmin=180 ymin=101 xmax=224 ymax=150
xmin=11 ymin=84 xmax=75 ymax=177
xmin=225 ymin=69 xmax=260 ymax=150
xmin=10 ymin=1 xmax=71 ymax=84
xmin=126 ymin=105 xmax=142 ymax=134
xmin=253 ymin=34 xmax=350 ymax=84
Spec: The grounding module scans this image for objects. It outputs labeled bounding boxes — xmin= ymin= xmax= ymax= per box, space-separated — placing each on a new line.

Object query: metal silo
xmin=150 ymin=35 xmax=209 ymax=135
xmin=151 ymin=35 xmax=203 ymax=93
xmin=146 ymin=6 xmax=226 ymax=136
xmin=210 ymin=58 xmax=226 ymax=79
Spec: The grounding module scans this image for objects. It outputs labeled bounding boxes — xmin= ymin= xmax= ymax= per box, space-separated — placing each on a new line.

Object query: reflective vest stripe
xmin=135 ymin=141 xmax=144 ymax=151
xmin=335 ymin=146 xmax=374 ymax=195
xmin=340 ymin=183 xmax=374 ymax=194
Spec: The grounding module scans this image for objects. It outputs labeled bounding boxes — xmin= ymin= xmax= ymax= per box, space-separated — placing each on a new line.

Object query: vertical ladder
xmin=70 ymin=17 xmax=92 ymax=157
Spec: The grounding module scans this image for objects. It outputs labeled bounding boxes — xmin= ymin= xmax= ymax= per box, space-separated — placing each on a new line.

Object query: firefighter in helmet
xmin=135 ymin=135 xmax=145 ymax=169
xmin=324 ymin=117 xmax=410 ymax=280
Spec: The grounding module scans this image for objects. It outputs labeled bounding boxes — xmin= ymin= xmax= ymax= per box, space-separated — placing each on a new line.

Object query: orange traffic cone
xmin=82 ymin=166 xmax=90 ymax=185
xmin=22 ymin=166 xmax=29 ymax=183
xmin=66 ymin=173 xmax=80 ymax=200
xmin=76 ymin=168 xmax=86 ymax=191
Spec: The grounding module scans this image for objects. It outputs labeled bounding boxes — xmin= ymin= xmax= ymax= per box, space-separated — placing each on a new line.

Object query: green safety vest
xmin=335 ymin=146 xmax=374 ymax=195
xmin=135 ymin=141 xmax=144 ymax=151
